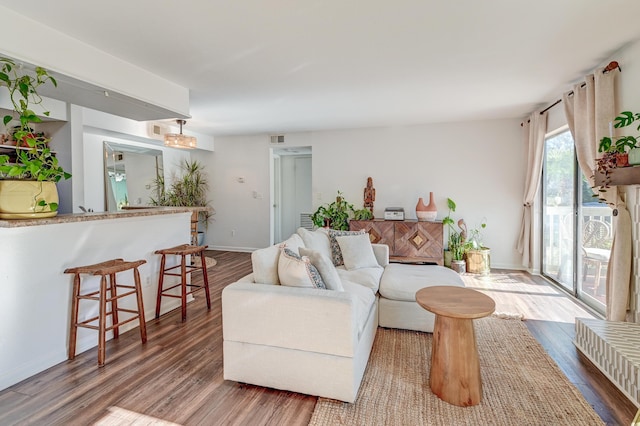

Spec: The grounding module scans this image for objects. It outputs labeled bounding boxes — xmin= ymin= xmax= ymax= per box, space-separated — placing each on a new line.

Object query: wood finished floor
xmin=0 ymin=252 xmax=635 ymax=425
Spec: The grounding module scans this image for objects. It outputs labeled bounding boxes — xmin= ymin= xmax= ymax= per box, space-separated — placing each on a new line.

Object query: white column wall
xmin=0 ymin=212 xmax=190 ymax=392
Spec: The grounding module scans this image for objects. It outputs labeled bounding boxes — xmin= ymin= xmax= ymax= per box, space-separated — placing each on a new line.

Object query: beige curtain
xmin=563 ymin=67 xmax=631 ymax=321
xmin=517 ymin=111 xmax=547 ymax=268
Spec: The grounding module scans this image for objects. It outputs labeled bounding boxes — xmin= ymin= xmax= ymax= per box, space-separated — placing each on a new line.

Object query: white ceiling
xmin=1 ymin=0 xmax=640 ymax=136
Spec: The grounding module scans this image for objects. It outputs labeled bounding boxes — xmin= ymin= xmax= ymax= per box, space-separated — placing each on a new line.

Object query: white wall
xmin=208 ymin=119 xmax=524 ymax=269
xmin=208 ymin=135 xmax=271 ymax=251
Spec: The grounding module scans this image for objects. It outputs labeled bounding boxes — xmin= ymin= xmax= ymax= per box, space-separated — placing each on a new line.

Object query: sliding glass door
xmin=541 ymin=129 xmax=611 ymax=314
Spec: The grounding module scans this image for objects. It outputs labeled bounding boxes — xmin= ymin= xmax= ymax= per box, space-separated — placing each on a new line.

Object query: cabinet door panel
xmin=394 ymin=222 xmax=443 ymax=263
xmin=349 ymin=220 xmax=394 ymax=249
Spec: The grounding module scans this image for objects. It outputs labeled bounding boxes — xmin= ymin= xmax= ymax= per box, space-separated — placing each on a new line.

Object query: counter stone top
xmin=0 ymin=206 xmax=207 ymax=228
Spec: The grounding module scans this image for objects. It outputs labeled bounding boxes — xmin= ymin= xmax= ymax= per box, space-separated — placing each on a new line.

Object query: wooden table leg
xmin=429 ymin=314 xmax=482 ymax=406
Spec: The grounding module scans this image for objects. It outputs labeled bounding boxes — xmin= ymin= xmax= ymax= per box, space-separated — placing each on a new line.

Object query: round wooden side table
xmin=416 ymin=286 xmax=495 ymax=407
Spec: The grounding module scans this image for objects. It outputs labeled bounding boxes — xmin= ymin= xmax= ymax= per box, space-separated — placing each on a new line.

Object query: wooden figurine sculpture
xmin=364 ymin=177 xmax=375 ymax=216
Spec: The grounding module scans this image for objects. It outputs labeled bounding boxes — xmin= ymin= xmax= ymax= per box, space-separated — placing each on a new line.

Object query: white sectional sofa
xmin=222 ymin=227 xmax=463 ymax=403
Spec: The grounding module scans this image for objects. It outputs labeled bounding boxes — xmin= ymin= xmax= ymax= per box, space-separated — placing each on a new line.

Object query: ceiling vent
xmin=147 ymin=122 xmax=171 ymax=141
xmin=270 ymin=135 xmax=285 ymax=144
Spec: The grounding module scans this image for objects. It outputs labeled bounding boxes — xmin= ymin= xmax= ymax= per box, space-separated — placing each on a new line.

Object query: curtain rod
xmin=521 ymin=61 xmax=621 ymax=126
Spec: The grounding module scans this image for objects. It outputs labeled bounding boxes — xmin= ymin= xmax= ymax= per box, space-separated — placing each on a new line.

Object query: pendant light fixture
xmin=164 ymin=119 xmax=197 ymax=149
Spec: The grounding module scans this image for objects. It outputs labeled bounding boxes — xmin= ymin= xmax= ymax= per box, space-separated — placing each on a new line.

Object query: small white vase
xmin=629 ymin=147 xmax=640 ymax=165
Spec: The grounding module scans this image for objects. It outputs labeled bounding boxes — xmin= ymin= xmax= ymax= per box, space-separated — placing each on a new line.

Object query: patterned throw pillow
xmin=278 ymin=247 xmax=327 ymax=289
xmin=327 ymin=229 xmax=366 ymax=266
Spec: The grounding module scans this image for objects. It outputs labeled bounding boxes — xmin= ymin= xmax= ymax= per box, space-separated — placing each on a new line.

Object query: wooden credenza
xmin=350 ymin=219 xmax=444 ymax=265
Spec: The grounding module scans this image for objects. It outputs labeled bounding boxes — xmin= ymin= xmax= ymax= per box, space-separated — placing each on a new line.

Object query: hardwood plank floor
xmin=0 ymin=253 xmax=635 ymax=425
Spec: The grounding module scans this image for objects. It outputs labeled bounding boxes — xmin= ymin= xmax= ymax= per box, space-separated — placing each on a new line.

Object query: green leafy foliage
xmin=311 ymin=191 xmax=355 ymax=230
xmin=598 ymin=110 xmax=640 ymax=154
xmin=150 ymin=159 xmax=214 ymax=225
xmin=353 ymin=208 xmax=373 ymax=221
xmin=0 ymin=57 xmax=70 ymax=182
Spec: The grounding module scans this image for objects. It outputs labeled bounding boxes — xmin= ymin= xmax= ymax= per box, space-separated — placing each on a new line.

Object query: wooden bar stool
xmin=64 ymin=258 xmax=147 ymax=367
xmin=155 ymin=244 xmax=211 ymax=321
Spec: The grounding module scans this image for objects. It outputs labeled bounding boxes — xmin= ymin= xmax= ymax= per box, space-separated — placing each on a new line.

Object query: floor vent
xmin=574 ymin=318 xmax=640 ymax=407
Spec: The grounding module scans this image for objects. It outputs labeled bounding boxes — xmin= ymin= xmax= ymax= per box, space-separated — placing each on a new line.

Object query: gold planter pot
xmin=466 ymin=248 xmax=491 ymax=275
xmin=0 ymin=180 xmax=59 ymax=219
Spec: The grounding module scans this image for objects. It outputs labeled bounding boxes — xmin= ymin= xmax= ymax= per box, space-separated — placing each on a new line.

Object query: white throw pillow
xmin=278 ymin=247 xmax=327 ymax=289
xmin=251 ymin=244 xmax=281 ymax=285
xmin=297 ymin=227 xmax=332 ymax=259
xmin=336 ymin=233 xmax=380 ymax=271
xmin=327 ymin=229 xmax=365 ymax=266
xmin=299 ymin=247 xmax=344 ymax=291
xmin=282 ymin=233 xmax=305 ymax=255
xmin=250 ymin=233 xmax=305 ymax=285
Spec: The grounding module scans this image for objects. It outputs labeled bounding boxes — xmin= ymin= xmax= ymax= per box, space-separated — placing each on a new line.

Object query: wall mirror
xmin=103 ymin=141 xmax=164 ymax=211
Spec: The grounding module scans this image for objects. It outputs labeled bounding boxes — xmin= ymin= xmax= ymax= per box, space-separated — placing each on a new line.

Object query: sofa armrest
xmin=372 ymin=243 xmax=389 ymax=267
xmin=222 ymin=282 xmax=359 ymax=357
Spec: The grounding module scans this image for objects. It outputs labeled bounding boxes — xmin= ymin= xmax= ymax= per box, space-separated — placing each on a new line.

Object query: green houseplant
xmin=442 ymin=198 xmax=468 ymax=272
xmin=311 ymin=191 xmax=355 ymax=230
xmin=465 ymin=219 xmax=490 ymax=275
xmin=150 ymin=158 xmax=214 ymax=226
xmin=0 ymin=57 xmax=71 ymax=218
xmin=150 ymin=159 xmax=213 ymax=245
xmin=595 ymin=111 xmax=640 ymax=195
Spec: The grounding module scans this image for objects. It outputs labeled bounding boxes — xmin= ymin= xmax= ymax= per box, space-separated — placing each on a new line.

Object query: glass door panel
xmin=577 ymin=175 xmax=611 ymax=313
xmin=542 ymin=131 xmax=576 ymax=293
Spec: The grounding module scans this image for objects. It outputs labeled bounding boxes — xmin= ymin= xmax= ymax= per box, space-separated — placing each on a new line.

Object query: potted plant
xmin=442 ymin=198 xmax=458 ymax=267
xmin=150 ymin=159 xmax=214 ymax=243
xmin=0 ymin=57 xmax=71 ymax=218
xmin=465 ymin=219 xmax=490 ymax=275
xmin=311 ymin=191 xmax=355 ymax=230
xmin=594 ymin=111 xmax=640 ymax=194
xmin=447 ymin=227 xmax=468 ymax=273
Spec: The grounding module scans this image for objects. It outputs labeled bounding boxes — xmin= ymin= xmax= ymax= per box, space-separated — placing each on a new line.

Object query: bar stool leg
xmin=98 ymin=275 xmax=108 ymax=367
xmin=68 ymin=273 xmax=81 ymax=360
xmin=155 ymin=254 xmax=166 ymax=319
xmin=133 ymin=266 xmax=148 ymax=343
xmin=200 ymin=250 xmax=212 ymax=310
xmin=109 ymin=273 xmax=120 ymax=339
xmin=181 ymin=254 xmax=188 ymax=321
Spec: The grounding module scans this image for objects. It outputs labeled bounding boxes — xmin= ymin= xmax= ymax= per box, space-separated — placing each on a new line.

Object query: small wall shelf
xmin=594 ymin=166 xmax=640 ymax=186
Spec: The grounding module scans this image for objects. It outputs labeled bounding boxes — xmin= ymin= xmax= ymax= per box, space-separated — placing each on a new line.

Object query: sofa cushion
xmin=342 ymin=280 xmax=376 ymax=336
xmin=251 ymin=234 xmax=304 ymax=285
xmin=328 ymin=229 xmax=365 ymax=266
xmin=379 ymin=264 xmax=464 ymax=301
xmin=337 ymin=265 xmax=383 ymax=293
xmin=299 ymin=247 xmax=344 ymax=291
xmin=336 ymin=233 xmax=379 ymax=271
xmin=297 ymin=227 xmax=332 ymax=260
xmin=278 ymin=247 xmax=327 ymax=289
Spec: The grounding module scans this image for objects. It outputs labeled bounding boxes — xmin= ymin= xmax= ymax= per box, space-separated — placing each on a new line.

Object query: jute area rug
xmin=309 ymin=317 xmax=603 ymax=426
xmin=192 ymin=256 xmax=217 ymax=269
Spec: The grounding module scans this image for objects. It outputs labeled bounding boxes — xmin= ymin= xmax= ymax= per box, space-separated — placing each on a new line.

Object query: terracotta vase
xmin=416 ymin=192 xmax=437 ymax=221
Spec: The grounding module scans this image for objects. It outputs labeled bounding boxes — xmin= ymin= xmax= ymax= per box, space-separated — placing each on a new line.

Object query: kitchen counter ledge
xmin=0 ymin=206 xmax=206 ymax=228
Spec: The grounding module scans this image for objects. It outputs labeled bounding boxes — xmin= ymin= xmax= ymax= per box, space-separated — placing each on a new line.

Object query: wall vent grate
xmin=300 ymin=213 xmax=314 ymax=231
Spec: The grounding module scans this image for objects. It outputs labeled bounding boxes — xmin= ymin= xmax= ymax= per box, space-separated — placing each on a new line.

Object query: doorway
xmin=271 ymin=147 xmax=312 ymax=244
